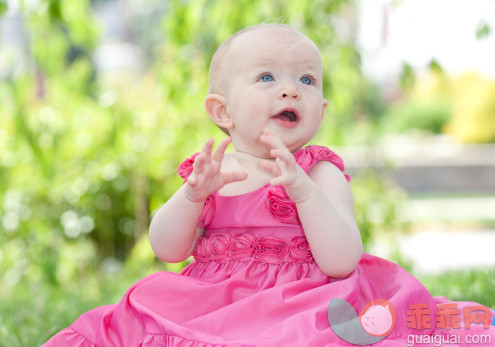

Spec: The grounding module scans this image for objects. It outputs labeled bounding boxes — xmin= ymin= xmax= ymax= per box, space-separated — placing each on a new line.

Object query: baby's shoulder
xmin=307 ymin=160 xmax=349 ymax=183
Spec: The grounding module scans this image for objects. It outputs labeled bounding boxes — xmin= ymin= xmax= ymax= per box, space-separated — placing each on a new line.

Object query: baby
xmin=46 ymin=23 xmax=494 ymax=347
xmin=149 ymin=23 xmax=363 ymax=278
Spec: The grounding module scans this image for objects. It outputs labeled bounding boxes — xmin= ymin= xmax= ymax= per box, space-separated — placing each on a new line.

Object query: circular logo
xmin=358 ymin=299 xmax=397 ymax=337
xmin=328 ymin=298 xmax=397 ymax=345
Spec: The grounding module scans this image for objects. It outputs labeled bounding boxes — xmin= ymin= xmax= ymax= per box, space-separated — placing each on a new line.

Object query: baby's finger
xmin=262 ymin=129 xmax=286 ymax=149
xmin=187 ymin=175 xmax=198 ymax=187
xmin=202 ymin=137 xmax=215 ymax=153
xmin=274 ymin=157 xmax=288 ymax=175
xmin=271 ymin=148 xmax=295 ymax=169
xmin=270 ymin=175 xmax=290 ymax=186
xmin=260 ymin=134 xmax=286 ymax=155
xmin=259 ymin=133 xmax=277 ymax=151
xmin=201 ymin=138 xmax=214 ymax=166
xmin=223 ymin=171 xmax=248 ymax=185
xmin=202 ymin=138 xmax=214 ymax=165
xmin=212 ymin=137 xmax=231 ymax=162
xmin=193 ymin=152 xmax=206 ymax=174
xmin=259 ymin=160 xmax=279 ymax=177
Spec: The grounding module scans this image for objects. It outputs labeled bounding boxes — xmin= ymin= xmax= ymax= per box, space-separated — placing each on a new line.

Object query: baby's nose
xmin=280 ymin=84 xmax=299 ymax=100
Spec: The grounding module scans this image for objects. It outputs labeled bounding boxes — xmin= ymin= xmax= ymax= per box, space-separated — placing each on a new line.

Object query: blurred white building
xmin=358 ymin=0 xmax=495 ymax=82
xmin=0 ymin=0 xmax=167 ymax=79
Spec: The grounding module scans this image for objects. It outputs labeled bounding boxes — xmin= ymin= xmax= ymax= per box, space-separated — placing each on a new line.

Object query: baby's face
xmin=221 ymin=27 xmax=328 ymax=155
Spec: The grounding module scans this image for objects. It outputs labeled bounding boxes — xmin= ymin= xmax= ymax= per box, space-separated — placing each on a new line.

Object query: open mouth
xmin=273 ymin=110 xmax=298 ymax=122
xmin=271 ymin=109 xmax=300 ymax=128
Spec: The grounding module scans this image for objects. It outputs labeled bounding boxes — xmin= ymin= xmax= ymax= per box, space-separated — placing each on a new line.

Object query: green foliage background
xmin=379 ymin=64 xmax=495 ymax=142
xmin=0 ymin=0 xmax=407 ymax=344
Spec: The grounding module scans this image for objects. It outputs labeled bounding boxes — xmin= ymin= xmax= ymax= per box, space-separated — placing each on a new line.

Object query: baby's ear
xmin=321 ymin=99 xmax=328 ymax=121
xmin=205 ymin=94 xmax=233 ymax=129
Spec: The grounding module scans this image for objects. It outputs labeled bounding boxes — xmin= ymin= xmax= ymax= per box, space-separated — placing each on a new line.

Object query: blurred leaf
xmin=381 ymin=98 xmax=452 ymax=135
xmin=475 ymin=20 xmax=491 ymax=40
xmin=351 ymin=169 xmax=408 ymax=250
xmin=48 ymin=0 xmax=63 ymax=22
xmin=428 ymin=58 xmax=444 ymax=75
xmin=399 ymin=62 xmax=415 ymax=90
xmin=0 ymin=0 xmax=7 ymax=17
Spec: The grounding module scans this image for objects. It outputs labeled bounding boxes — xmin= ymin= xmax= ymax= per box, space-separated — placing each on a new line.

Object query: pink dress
xmin=45 ymin=145 xmax=494 ymax=346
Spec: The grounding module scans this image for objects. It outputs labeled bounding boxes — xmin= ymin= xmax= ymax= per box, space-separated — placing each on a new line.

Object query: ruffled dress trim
xmin=46 ymin=328 xmax=237 ymax=346
xmin=294 ymin=145 xmax=351 ymax=181
xmin=44 ymin=327 xmax=95 ymax=347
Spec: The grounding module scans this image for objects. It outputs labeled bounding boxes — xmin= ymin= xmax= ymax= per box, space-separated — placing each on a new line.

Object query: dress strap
xmin=294 ymin=145 xmax=351 ymax=182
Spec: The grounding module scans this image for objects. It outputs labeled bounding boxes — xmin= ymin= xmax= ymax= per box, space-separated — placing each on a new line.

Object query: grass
xmin=0 ymin=273 xmax=145 ymax=346
xmin=1 ymin=265 xmax=494 ymax=346
xmin=415 ymin=267 xmax=495 ymax=309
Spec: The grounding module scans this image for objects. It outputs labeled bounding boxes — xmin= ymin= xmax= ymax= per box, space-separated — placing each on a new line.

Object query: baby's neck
xmin=234 ymin=151 xmax=274 ymax=171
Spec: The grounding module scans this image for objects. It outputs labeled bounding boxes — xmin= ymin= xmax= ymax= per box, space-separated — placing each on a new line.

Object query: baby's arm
xmin=149 ymin=137 xmax=247 ymax=263
xmin=295 ymin=162 xmax=363 ymax=278
xmin=260 ymin=129 xmax=362 ymax=278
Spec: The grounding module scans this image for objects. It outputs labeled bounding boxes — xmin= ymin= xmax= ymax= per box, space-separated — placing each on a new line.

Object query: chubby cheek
xmin=245 ymin=107 xmax=269 ymax=128
xmin=239 ymin=116 xmax=265 ymax=138
xmin=310 ymin=98 xmax=327 ymax=125
xmin=305 ymin=104 xmax=325 ymax=130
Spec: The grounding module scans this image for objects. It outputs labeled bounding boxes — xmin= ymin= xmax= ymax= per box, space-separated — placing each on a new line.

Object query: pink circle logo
xmin=358 ymin=299 xmax=397 ymax=337
xmin=328 ymin=298 xmax=397 ymax=345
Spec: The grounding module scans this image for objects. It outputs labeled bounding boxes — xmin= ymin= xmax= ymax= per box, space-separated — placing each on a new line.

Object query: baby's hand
xmin=185 ymin=137 xmax=248 ymax=203
xmin=259 ymin=129 xmax=312 ymax=203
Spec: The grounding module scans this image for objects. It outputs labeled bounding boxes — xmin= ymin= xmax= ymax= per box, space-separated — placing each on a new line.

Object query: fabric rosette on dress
xmin=193 ymin=234 xmax=314 ymax=264
xmin=266 ymin=187 xmax=299 ymax=224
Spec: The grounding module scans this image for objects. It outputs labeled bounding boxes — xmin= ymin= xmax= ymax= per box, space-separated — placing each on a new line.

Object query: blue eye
xmin=260 ymin=74 xmax=274 ymax=82
xmin=300 ymin=76 xmax=312 ymax=85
